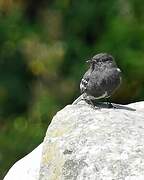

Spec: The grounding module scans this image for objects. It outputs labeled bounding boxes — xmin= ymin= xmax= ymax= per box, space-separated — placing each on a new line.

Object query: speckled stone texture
xmin=39 ymin=101 xmax=144 ymax=180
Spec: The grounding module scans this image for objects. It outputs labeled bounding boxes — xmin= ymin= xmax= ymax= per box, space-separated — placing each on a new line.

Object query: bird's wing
xmin=80 ymin=70 xmax=90 ymax=93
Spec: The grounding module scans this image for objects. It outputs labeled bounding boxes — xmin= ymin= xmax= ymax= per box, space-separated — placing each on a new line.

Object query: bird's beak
xmin=86 ymin=59 xmax=91 ymax=63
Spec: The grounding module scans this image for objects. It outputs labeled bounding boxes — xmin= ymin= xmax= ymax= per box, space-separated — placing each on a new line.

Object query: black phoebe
xmin=74 ymin=53 xmax=121 ymax=107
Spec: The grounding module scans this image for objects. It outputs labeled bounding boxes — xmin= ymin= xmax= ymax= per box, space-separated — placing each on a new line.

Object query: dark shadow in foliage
xmin=0 ymin=49 xmax=34 ymax=118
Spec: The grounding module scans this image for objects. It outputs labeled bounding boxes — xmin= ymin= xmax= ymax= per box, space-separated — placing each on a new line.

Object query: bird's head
xmin=86 ymin=53 xmax=117 ymax=70
xmin=86 ymin=53 xmax=114 ymax=64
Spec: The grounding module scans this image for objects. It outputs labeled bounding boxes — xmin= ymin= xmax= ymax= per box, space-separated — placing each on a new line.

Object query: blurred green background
xmin=0 ymin=0 xmax=144 ymax=178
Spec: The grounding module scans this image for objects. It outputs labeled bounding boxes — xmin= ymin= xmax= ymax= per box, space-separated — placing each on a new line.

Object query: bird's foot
xmin=107 ymin=102 xmax=113 ymax=108
xmin=85 ymin=99 xmax=100 ymax=110
xmin=105 ymin=98 xmax=117 ymax=109
xmin=107 ymin=102 xmax=117 ymax=109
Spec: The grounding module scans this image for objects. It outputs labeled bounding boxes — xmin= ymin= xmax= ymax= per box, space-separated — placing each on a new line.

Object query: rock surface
xmin=39 ymin=101 xmax=144 ymax=180
xmin=4 ymin=143 xmax=42 ymax=180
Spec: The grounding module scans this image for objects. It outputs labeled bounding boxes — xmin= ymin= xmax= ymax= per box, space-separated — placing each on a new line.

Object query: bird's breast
xmin=86 ymin=67 xmax=121 ymax=98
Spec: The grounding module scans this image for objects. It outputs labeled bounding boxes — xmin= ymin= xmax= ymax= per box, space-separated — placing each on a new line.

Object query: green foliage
xmin=0 ymin=0 xmax=144 ymax=178
xmin=0 ymin=10 xmax=34 ymax=118
xmin=0 ymin=117 xmax=45 ymax=178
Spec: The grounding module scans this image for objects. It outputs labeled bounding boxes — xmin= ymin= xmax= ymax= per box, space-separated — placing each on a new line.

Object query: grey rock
xmin=39 ymin=101 xmax=144 ymax=180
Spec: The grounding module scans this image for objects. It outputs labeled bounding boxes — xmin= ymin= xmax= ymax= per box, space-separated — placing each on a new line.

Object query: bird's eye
xmin=93 ymin=58 xmax=101 ymax=62
xmin=103 ymin=57 xmax=113 ymax=62
xmin=102 ymin=58 xmax=108 ymax=62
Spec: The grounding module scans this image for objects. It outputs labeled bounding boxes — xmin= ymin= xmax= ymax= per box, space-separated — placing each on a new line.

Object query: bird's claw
xmin=107 ymin=102 xmax=116 ymax=108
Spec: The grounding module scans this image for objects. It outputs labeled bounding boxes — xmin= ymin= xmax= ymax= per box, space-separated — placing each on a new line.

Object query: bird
xmin=78 ymin=53 xmax=122 ymax=107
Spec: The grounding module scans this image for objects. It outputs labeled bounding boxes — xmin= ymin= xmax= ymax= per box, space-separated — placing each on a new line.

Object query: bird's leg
xmin=105 ymin=98 xmax=114 ymax=108
xmin=85 ymin=99 xmax=95 ymax=106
